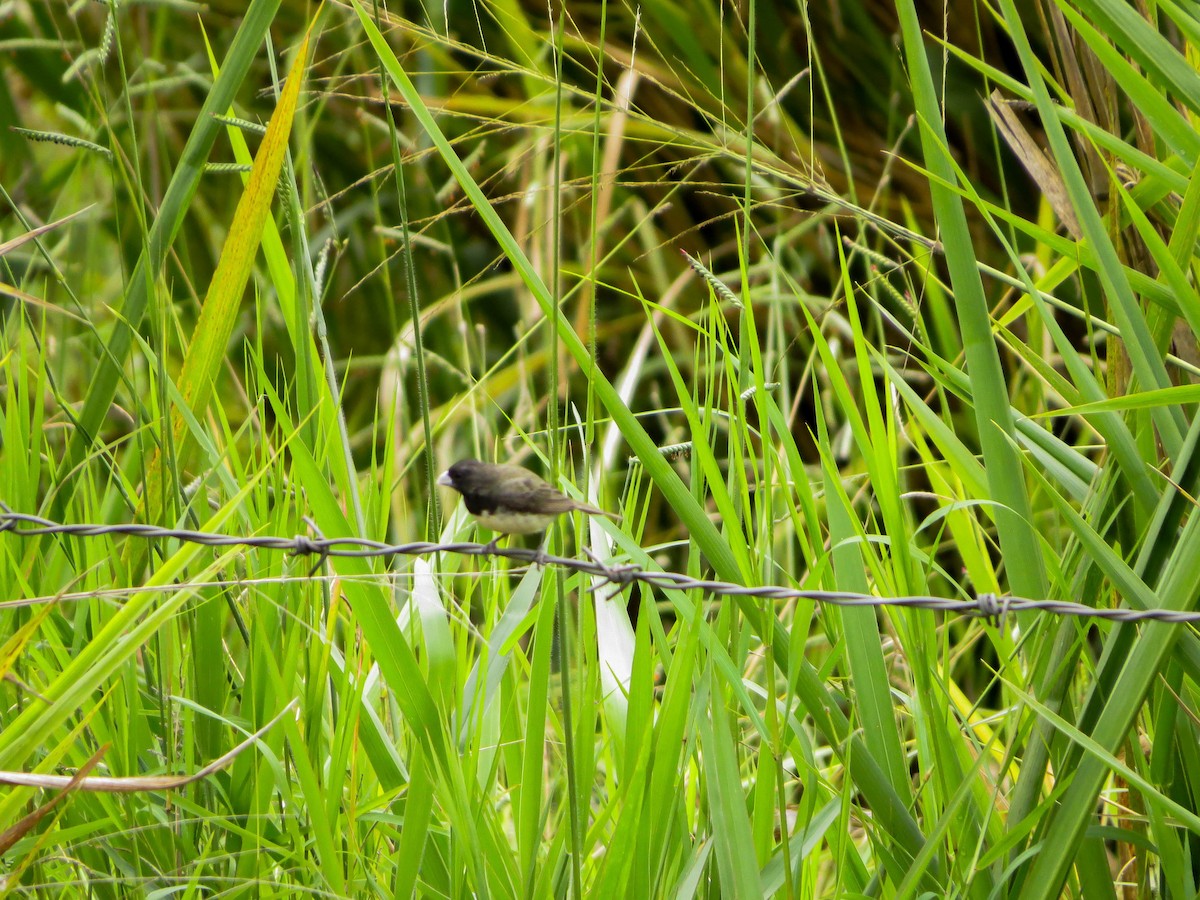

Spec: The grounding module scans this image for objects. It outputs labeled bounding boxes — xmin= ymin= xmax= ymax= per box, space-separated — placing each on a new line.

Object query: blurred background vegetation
xmin=2 ymin=0 xmax=1033 ymax=498
xmin=3 ymin=0 xmax=1200 ymax=896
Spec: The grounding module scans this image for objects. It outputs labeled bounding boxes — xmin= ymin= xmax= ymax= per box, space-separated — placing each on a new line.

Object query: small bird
xmin=437 ymin=458 xmax=619 ymax=553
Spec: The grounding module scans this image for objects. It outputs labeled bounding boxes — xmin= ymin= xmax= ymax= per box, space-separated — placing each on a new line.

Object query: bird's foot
xmin=532 ymin=544 xmax=550 ymax=568
xmin=482 ymin=537 xmax=501 ymax=556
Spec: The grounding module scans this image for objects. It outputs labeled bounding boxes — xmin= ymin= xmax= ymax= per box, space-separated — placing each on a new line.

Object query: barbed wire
xmin=0 ymin=505 xmax=1195 ymax=625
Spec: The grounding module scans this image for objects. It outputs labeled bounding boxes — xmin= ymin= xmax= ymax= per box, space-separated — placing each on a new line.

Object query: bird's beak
xmin=436 ymin=470 xmax=453 ymax=487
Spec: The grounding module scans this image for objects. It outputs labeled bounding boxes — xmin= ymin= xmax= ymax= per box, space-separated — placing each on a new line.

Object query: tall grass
xmin=2 ymin=0 xmax=1199 ymax=896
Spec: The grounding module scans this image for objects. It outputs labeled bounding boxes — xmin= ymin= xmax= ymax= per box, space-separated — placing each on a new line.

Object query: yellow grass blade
xmin=142 ymin=12 xmax=320 ymax=522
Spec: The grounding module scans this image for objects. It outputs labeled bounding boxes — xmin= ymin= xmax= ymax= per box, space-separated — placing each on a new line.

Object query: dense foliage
xmin=3 ymin=1 xmax=1200 ymax=896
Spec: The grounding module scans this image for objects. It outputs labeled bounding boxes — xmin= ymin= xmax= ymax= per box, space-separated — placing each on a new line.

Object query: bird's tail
xmin=572 ymin=501 xmax=622 ymax=522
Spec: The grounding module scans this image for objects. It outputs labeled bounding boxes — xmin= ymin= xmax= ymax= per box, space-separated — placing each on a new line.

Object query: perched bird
xmin=437 ymin=458 xmax=619 ymax=553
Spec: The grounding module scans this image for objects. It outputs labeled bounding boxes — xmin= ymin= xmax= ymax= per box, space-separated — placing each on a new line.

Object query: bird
xmin=436 ymin=458 xmax=619 ymax=556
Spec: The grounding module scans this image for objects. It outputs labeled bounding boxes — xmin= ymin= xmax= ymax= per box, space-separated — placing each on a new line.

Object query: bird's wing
xmin=502 ymin=474 xmax=578 ymax=514
xmin=486 ymin=464 xmax=619 ymax=519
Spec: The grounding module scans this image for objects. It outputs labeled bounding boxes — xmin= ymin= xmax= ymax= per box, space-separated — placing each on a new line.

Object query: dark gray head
xmin=436 ymin=458 xmax=489 ymax=493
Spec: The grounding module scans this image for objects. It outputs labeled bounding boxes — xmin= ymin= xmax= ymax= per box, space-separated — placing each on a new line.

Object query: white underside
xmin=472 ymin=511 xmax=556 ymax=534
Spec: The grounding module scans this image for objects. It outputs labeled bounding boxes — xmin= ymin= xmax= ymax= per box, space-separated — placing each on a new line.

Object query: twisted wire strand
xmin=0 ymin=506 xmax=1192 ymax=624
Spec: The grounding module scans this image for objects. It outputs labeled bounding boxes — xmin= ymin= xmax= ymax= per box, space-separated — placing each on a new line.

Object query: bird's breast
xmin=473 ymin=509 xmax=558 ymax=535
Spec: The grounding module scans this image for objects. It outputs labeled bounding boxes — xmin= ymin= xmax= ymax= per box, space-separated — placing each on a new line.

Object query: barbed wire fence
xmin=1 ymin=505 xmax=1195 ymax=625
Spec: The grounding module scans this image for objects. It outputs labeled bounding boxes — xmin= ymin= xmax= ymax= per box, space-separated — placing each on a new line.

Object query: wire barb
xmin=975 ymin=592 xmax=1012 ymax=631
xmin=295 ymin=516 xmax=329 ymax=578
xmin=583 ymin=547 xmax=641 ymax=602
